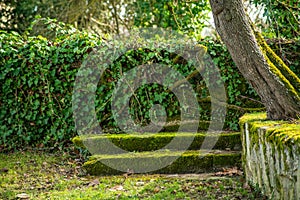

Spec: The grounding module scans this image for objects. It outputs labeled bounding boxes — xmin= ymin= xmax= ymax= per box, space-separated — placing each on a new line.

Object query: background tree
xmin=0 ymin=0 xmax=211 ymax=37
xmin=250 ymin=0 xmax=299 ymax=39
xmin=209 ymin=0 xmax=300 ymax=120
xmin=0 ymin=0 xmax=64 ymax=33
xmin=248 ymin=0 xmax=300 ymax=78
xmin=0 ymin=0 xmax=135 ymax=35
xmin=133 ymin=0 xmax=210 ymax=38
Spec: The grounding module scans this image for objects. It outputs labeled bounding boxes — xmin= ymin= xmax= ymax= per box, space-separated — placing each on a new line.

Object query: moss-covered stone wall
xmin=240 ymin=113 xmax=300 ymax=200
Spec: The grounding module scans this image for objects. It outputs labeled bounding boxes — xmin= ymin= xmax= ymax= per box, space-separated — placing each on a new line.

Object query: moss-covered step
xmin=160 ymin=120 xmax=210 ymax=132
xmin=72 ymin=132 xmax=241 ymax=153
xmin=83 ymin=149 xmax=241 ymax=175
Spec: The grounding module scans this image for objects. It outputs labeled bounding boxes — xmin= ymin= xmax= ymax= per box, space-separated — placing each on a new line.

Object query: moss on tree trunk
xmin=253 ymin=28 xmax=300 ymax=97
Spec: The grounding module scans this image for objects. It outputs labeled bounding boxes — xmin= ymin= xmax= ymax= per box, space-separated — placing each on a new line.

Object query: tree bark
xmin=209 ymin=0 xmax=300 ymax=120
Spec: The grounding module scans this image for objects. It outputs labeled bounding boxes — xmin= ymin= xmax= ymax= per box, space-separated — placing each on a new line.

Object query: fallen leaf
xmin=215 ymin=167 xmax=243 ymax=176
xmin=67 ymin=161 xmax=74 ymax=165
xmin=80 ymin=177 xmax=89 ymax=181
xmin=16 ymin=193 xmax=30 ymax=199
xmin=123 ymin=169 xmax=134 ymax=178
xmin=38 ymin=143 xmax=44 ymax=148
xmin=243 ymin=182 xmax=251 ymax=190
xmin=0 ymin=168 xmax=8 ymax=173
xmin=127 ymin=169 xmax=134 ymax=174
xmin=153 ymin=186 xmax=160 ymax=193
xmin=136 ymin=181 xmax=145 ymax=186
xmin=109 ymin=185 xmax=124 ymax=191
xmin=88 ymin=179 xmax=100 ymax=187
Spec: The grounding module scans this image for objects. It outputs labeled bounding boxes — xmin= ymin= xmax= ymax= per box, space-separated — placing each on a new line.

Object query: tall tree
xmin=209 ymin=0 xmax=300 ymax=120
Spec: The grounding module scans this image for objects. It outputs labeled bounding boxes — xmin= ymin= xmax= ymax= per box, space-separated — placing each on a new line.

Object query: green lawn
xmin=0 ymin=151 xmax=265 ymax=200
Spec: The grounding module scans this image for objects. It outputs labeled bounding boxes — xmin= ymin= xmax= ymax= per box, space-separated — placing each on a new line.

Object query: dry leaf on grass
xmin=153 ymin=186 xmax=160 ymax=193
xmin=87 ymin=179 xmax=100 ymax=187
xmin=135 ymin=181 xmax=145 ymax=186
xmin=0 ymin=168 xmax=8 ymax=173
xmin=214 ymin=167 xmax=243 ymax=176
xmin=109 ymin=185 xmax=124 ymax=191
xmin=16 ymin=193 xmax=30 ymax=199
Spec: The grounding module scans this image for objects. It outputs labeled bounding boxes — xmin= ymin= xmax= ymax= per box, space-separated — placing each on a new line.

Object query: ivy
xmin=0 ymin=19 xmax=100 ymax=150
xmin=1 ymin=18 xmax=298 ymax=150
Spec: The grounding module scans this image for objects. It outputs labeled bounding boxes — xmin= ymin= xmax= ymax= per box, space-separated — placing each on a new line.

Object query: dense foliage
xmin=0 ymin=0 xmax=210 ymax=37
xmin=1 ymin=18 xmax=299 ymax=150
xmin=250 ymin=0 xmax=299 ymax=39
xmin=0 ymin=19 xmax=101 ymax=149
xmin=0 ymin=0 xmax=63 ymax=33
xmin=133 ymin=0 xmax=210 ymax=38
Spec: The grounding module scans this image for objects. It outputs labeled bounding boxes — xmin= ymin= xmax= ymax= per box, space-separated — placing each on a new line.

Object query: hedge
xmin=0 ymin=20 xmax=100 ymax=149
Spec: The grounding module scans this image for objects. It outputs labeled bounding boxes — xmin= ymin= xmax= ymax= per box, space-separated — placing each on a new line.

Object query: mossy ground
xmin=0 ymin=151 xmax=266 ymax=200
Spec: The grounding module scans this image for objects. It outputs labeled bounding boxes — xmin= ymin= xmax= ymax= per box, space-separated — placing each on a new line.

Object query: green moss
xmin=71 ymin=136 xmax=85 ymax=148
xmin=265 ymin=124 xmax=300 ymax=145
xmin=72 ymin=132 xmax=241 ymax=153
xmin=240 ymin=112 xmax=300 ymax=199
xmin=252 ymin=30 xmax=300 ymax=103
xmin=254 ymin=31 xmax=300 ymax=97
xmin=240 ymin=112 xmax=300 ymax=145
xmin=213 ymin=153 xmax=242 ymax=168
xmin=239 ymin=112 xmax=267 ymax=128
xmin=161 ymin=121 xmax=210 ymax=132
xmin=83 ymin=150 xmax=241 ymax=175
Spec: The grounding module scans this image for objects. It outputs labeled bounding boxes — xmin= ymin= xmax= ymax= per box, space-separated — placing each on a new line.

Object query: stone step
xmin=160 ymin=120 xmax=210 ymax=132
xmin=72 ymin=132 xmax=241 ymax=154
xmin=83 ymin=149 xmax=241 ymax=175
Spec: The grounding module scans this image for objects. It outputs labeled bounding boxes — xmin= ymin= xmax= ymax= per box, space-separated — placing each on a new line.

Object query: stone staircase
xmin=73 ymin=131 xmax=242 ymax=175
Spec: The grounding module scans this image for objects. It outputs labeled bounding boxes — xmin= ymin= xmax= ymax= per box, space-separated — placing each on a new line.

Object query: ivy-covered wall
xmin=240 ymin=113 xmax=300 ymax=200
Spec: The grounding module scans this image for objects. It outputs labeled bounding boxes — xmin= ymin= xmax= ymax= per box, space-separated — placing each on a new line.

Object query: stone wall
xmin=240 ymin=113 xmax=300 ymax=200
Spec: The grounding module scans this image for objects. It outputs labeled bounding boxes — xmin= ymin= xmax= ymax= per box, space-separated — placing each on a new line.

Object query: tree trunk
xmin=209 ymin=0 xmax=300 ymax=120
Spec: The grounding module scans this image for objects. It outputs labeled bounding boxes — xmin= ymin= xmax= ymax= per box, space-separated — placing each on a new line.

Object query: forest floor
xmin=0 ymin=150 xmax=267 ymax=200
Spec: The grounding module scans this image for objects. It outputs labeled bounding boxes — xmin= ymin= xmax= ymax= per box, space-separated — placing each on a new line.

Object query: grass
xmin=0 ymin=151 xmax=266 ymax=200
